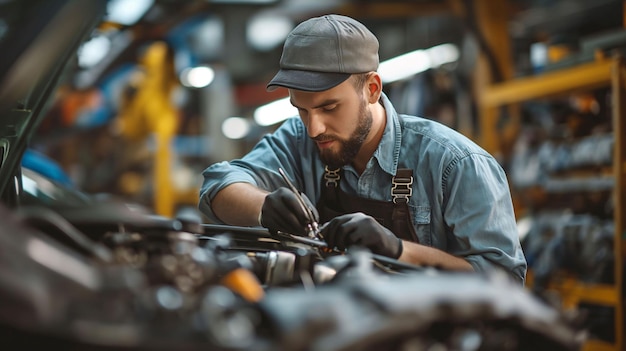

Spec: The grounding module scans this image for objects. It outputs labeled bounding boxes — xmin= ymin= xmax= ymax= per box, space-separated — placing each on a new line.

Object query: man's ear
xmin=366 ymin=72 xmax=382 ymax=104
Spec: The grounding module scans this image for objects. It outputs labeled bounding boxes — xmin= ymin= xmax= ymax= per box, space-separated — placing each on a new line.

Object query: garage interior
xmin=3 ymin=0 xmax=626 ymax=350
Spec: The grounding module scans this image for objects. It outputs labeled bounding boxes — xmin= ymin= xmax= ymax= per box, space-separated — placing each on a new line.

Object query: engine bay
xmin=0 ymin=198 xmax=584 ymax=351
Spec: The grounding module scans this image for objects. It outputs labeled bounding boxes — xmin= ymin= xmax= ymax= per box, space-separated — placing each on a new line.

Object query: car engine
xmin=0 ymin=199 xmax=583 ymax=351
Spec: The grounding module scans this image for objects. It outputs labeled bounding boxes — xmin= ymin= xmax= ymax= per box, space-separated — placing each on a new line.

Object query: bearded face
xmin=314 ymin=95 xmax=372 ymax=169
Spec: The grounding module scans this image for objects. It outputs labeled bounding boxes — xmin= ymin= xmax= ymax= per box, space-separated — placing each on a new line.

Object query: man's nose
xmin=306 ymin=112 xmax=326 ymax=138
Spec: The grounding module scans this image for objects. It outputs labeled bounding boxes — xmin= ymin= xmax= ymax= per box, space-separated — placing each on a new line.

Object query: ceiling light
xmin=254 ymin=98 xmax=297 ymax=127
xmin=222 ymin=117 xmax=251 ymax=139
xmin=180 ymin=66 xmax=215 ymax=88
xmin=247 ymin=15 xmax=293 ymax=51
xmin=106 ymin=0 xmax=154 ymax=26
xmin=379 ymin=43 xmax=459 ymax=83
xmin=77 ymin=35 xmax=111 ymax=68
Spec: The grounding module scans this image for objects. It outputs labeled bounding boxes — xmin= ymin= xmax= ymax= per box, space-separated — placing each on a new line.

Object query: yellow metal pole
xmin=472 ymin=0 xmax=515 ymax=156
xmin=611 ymin=57 xmax=625 ymax=351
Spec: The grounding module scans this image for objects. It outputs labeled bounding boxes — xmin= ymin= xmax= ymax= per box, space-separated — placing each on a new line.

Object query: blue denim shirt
xmin=200 ymin=93 xmax=527 ymax=284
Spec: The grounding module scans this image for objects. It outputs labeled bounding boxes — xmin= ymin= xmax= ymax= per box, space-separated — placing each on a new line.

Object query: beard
xmin=314 ymin=97 xmax=372 ymax=169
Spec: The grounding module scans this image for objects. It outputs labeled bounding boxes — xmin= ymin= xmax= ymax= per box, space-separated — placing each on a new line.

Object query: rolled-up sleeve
xmin=199 ymin=118 xmax=307 ymax=223
xmin=442 ymin=153 xmax=527 ymax=284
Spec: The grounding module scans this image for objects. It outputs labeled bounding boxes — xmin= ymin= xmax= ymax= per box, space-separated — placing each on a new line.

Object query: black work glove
xmin=260 ymin=187 xmax=319 ymax=236
xmin=321 ymin=212 xmax=403 ymax=259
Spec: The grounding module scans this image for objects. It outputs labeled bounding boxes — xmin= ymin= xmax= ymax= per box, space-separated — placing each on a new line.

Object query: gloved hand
xmin=321 ymin=212 xmax=403 ymax=258
xmin=260 ymin=187 xmax=319 ymax=236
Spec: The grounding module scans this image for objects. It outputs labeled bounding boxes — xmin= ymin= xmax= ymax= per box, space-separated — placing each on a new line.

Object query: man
xmin=199 ymin=14 xmax=526 ymax=284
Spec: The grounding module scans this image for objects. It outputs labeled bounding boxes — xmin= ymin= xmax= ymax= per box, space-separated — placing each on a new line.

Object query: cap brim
xmin=266 ymin=69 xmax=350 ymax=92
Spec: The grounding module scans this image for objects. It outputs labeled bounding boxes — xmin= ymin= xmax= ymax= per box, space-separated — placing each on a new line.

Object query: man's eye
xmin=323 ymin=105 xmax=337 ymax=112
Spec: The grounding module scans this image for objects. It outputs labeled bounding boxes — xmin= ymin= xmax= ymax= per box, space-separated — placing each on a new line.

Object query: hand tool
xmin=278 ymin=168 xmax=322 ymax=240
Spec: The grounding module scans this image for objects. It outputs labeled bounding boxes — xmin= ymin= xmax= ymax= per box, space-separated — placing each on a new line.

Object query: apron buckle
xmin=324 ymin=166 xmax=341 ymax=187
xmin=392 ymin=170 xmax=413 ymax=204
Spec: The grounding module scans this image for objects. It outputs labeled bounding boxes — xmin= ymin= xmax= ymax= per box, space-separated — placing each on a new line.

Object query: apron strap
xmin=391 ymin=168 xmax=413 ymax=203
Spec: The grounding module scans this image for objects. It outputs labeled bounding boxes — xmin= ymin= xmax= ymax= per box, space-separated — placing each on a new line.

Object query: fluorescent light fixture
xmin=106 ymin=0 xmax=154 ymax=26
xmin=180 ymin=66 xmax=215 ymax=88
xmin=222 ymin=117 xmax=251 ymax=139
xmin=427 ymin=43 xmax=460 ymax=67
xmin=74 ymin=30 xmax=132 ymax=89
xmin=254 ymin=98 xmax=297 ymax=127
xmin=379 ymin=50 xmax=431 ymax=84
xmin=379 ymin=43 xmax=459 ymax=83
xmin=247 ymin=15 xmax=293 ymax=51
xmin=254 ymin=43 xmax=459 ymax=126
xmin=77 ymin=35 xmax=111 ymax=68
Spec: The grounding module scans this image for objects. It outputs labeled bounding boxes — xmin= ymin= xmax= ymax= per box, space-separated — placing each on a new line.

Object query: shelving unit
xmin=480 ymin=57 xmax=626 ymax=351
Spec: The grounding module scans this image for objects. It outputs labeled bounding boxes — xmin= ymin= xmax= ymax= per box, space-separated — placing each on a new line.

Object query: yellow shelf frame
xmin=481 ymin=59 xmax=614 ymax=107
xmin=479 ymin=57 xmax=625 ymax=350
xmin=584 ymin=340 xmax=619 ymax=351
xmin=549 ymin=279 xmax=619 ymax=307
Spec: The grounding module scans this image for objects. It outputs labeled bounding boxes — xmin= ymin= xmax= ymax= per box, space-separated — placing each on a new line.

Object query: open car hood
xmin=0 ymin=0 xmax=107 ymax=205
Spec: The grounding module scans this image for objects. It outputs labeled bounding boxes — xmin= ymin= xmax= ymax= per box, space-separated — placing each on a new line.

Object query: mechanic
xmin=199 ymin=14 xmax=527 ymax=284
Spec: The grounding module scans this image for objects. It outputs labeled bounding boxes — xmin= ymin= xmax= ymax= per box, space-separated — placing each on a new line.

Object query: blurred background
xmin=18 ymin=0 xmax=621 ymax=220
xmin=3 ymin=0 xmax=626 ymax=349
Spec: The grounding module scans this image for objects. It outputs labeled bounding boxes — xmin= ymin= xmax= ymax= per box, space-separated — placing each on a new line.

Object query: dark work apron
xmin=317 ymin=166 xmax=419 ymax=243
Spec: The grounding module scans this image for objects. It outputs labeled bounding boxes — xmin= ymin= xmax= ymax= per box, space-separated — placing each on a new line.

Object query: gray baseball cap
xmin=267 ymin=14 xmax=379 ymax=92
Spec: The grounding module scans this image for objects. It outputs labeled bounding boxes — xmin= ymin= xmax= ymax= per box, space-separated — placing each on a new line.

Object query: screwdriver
xmin=277 ymin=168 xmax=323 ymax=240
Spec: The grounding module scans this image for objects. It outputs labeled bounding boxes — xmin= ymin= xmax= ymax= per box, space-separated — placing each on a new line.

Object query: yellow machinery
xmin=116 ymin=41 xmax=179 ymax=217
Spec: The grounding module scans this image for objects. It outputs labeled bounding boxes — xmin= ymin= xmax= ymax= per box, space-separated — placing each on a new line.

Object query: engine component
xmin=0 ymin=203 xmax=583 ymax=350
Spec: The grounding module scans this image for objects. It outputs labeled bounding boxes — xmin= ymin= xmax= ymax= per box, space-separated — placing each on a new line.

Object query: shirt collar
xmin=372 ymin=92 xmax=401 ymax=176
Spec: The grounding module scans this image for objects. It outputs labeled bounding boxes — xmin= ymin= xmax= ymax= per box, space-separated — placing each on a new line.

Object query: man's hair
xmin=350 ymin=72 xmax=371 ymax=93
